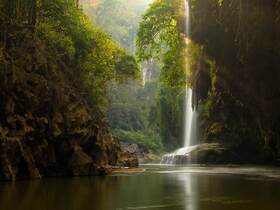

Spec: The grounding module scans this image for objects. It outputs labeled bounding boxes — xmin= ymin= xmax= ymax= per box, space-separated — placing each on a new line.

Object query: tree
xmin=136 ymin=0 xmax=187 ymax=149
xmin=136 ymin=0 xmax=186 ymax=87
xmin=82 ymin=0 xmax=152 ymax=54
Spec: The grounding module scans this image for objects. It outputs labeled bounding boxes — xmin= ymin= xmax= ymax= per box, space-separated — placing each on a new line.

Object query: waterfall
xmin=184 ymin=89 xmax=195 ymax=147
xmin=183 ymin=0 xmax=196 ymax=147
xmin=160 ymin=0 xmax=198 ymax=165
xmin=184 ymin=0 xmax=190 ymax=38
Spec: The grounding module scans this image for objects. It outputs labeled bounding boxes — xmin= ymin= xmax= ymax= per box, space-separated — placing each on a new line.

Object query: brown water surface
xmin=0 ymin=165 xmax=280 ymax=210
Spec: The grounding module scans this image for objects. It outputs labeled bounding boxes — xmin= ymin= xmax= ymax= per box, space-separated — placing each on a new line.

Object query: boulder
xmin=117 ymin=151 xmax=139 ymax=168
xmin=188 ymin=143 xmax=241 ymax=164
xmin=119 ymin=141 xmax=160 ymax=164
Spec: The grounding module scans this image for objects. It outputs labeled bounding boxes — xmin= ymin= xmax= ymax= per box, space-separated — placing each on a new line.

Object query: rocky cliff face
xmin=0 ymin=36 xmax=137 ymax=181
xmin=190 ymin=0 xmax=280 ymax=163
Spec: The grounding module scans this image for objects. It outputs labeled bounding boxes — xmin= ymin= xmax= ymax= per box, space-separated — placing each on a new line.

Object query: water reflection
xmin=177 ymin=173 xmax=197 ymax=210
xmin=0 ymin=166 xmax=280 ymax=210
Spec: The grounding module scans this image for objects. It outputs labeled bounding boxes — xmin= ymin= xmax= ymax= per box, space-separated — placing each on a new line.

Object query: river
xmin=0 ymin=165 xmax=280 ymax=210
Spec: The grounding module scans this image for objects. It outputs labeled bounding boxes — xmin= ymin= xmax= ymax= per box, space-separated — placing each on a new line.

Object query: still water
xmin=0 ymin=165 xmax=280 ymax=210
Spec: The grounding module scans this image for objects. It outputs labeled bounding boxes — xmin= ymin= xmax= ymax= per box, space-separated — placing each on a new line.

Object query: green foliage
xmin=136 ymin=0 xmax=186 ymax=87
xmin=82 ymin=0 xmax=152 ymax=53
xmin=44 ymin=0 xmax=139 ymax=110
xmin=82 ymin=0 xmax=165 ymax=152
xmin=36 ymin=22 xmax=76 ymax=61
xmin=115 ymin=53 xmax=140 ymax=82
xmin=205 ymin=58 xmax=217 ymax=92
xmin=107 ymin=80 xmax=162 ymax=151
xmin=114 ymin=129 xmax=163 ymax=152
xmin=0 ymin=0 xmax=139 ymax=112
xmin=135 ymin=0 xmax=187 ymax=150
xmin=158 ymin=86 xmax=184 ymax=149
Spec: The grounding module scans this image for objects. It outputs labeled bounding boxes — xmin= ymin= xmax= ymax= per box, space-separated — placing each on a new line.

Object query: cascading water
xmin=161 ymin=0 xmax=198 ymax=165
xmin=184 ymin=88 xmax=195 ymax=147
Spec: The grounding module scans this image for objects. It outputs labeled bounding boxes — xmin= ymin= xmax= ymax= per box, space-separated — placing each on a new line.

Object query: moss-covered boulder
xmin=188 ymin=143 xmax=241 ymax=164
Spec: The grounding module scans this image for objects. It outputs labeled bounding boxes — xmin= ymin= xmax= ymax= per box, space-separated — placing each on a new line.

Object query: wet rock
xmin=118 ymin=142 xmax=139 ymax=167
xmin=161 ymin=143 xmax=241 ymax=165
xmin=121 ymin=142 xmax=139 ymax=154
xmin=120 ymin=141 xmax=157 ymax=164
xmin=118 ymin=151 xmax=139 ymax=168
xmin=188 ymin=143 xmax=241 ymax=164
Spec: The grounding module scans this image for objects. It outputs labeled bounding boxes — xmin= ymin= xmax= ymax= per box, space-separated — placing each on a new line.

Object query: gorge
xmin=1 ymin=0 xmax=280 ymax=210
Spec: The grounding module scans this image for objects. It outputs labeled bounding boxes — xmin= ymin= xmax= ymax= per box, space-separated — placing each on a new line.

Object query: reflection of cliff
xmin=190 ymin=0 xmax=280 ymax=163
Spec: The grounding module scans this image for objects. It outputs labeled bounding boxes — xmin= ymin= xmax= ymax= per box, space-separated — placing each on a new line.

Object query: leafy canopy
xmin=136 ymin=0 xmax=186 ymax=87
xmin=1 ymin=0 xmax=140 ymax=111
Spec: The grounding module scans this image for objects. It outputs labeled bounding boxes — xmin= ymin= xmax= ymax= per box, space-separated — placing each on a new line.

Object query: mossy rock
xmin=188 ymin=143 xmax=241 ymax=164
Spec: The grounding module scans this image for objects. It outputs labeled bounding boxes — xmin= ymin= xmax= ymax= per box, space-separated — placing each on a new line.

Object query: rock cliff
xmin=190 ymin=0 xmax=280 ymax=163
xmin=0 ymin=39 xmax=137 ymax=181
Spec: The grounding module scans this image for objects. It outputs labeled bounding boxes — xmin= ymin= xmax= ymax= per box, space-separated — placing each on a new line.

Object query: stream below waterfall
xmin=0 ymin=165 xmax=280 ymax=210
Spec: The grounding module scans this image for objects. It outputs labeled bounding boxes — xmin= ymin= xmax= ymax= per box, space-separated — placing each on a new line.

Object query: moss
xmin=205 ymin=58 xmax=217 ymax=92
